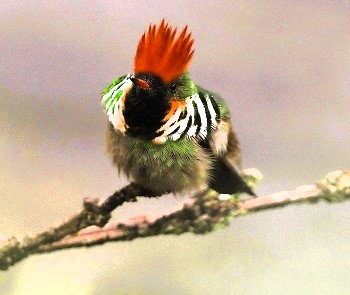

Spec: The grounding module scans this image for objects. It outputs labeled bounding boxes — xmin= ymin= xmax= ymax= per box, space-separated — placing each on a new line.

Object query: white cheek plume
xmin=102 ymin=76 xmax=132 ymax=134
xmin=153 ymin=92 xmax=220 ymax=144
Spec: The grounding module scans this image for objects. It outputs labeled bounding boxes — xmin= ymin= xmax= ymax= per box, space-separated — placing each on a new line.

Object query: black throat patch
xmin=123 ymin=73 xmax=170 ymax=139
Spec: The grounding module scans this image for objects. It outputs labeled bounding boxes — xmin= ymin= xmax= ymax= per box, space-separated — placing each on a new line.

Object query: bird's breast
xmin=105 ymin=123 xmax=212 ymax=195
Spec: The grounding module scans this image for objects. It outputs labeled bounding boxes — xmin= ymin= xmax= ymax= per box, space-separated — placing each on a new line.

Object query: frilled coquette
xmin=102 ymin=20 xmax=255 ymax=196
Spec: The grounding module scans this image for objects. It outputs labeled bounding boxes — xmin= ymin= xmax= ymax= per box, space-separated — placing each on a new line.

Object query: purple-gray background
xmin=0 ymin=1 xmax=349 ymax=294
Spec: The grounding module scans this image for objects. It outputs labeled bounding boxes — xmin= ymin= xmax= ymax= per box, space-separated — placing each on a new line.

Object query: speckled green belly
xmin=105 ymin=123 xmax=211 ymax=194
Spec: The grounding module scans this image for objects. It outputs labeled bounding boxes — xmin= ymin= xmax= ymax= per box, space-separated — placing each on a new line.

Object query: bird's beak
xmin=130 ymin=77 xmax=150 ymax=89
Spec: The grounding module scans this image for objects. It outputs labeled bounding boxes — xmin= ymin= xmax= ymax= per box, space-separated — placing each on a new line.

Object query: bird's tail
xmin=209 ymin=158 xmax=257 ymax=196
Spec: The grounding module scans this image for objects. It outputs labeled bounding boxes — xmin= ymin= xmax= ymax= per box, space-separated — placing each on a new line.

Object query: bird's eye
xmin=169 ymin=83 xmax=177 ymax=92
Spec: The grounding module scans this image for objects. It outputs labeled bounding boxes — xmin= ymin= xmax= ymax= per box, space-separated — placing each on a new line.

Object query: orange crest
xmin=134 ymin=19 xmax=194 ymax=83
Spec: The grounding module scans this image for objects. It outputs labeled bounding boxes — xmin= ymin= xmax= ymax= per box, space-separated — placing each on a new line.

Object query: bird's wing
xmin=196 ymin=85 xmax=256 ymax=196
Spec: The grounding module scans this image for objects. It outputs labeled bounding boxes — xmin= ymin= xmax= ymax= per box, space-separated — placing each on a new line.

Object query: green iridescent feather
xmin=101 ymin=75 xmax=127 ymax=96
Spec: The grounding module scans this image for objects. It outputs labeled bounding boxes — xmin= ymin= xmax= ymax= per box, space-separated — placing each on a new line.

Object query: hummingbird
xmin=102 ymin=20 xmax=255 ymax=197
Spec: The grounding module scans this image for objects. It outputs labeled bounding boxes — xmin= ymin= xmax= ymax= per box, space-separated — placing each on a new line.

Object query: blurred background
xmin=0 ymin=1 xmax=349 ymax=294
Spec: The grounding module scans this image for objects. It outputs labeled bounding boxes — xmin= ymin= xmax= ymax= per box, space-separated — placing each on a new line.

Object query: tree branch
xmin=0 ymin=169 xmax=349 ymax=271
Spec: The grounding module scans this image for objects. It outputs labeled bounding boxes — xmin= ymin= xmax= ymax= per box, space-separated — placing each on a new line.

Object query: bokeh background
xmin=0 ymin=1 xmax=349 ymax=294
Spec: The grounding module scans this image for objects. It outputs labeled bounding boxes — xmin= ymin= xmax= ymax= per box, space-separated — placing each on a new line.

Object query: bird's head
xmin=102 ymin=20 xmax=196 ymax=141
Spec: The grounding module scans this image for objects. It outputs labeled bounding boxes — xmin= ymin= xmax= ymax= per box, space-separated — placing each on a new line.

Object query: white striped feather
xmin=101 ymin=75 xmax=132 ymax=133
xmin=205 ymin=95 xmax=218 ymax=129
xmin=192 ymin=93 xmax=208 ymax=139
xmin=153 ymin=92 xmax=219 ymax=144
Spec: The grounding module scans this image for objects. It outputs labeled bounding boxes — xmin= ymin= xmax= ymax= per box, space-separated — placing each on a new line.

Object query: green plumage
xmin=106 ymin=123 xmax=211 ymax=195
xmin=102 ymin=75 xmax=127 ymax=97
